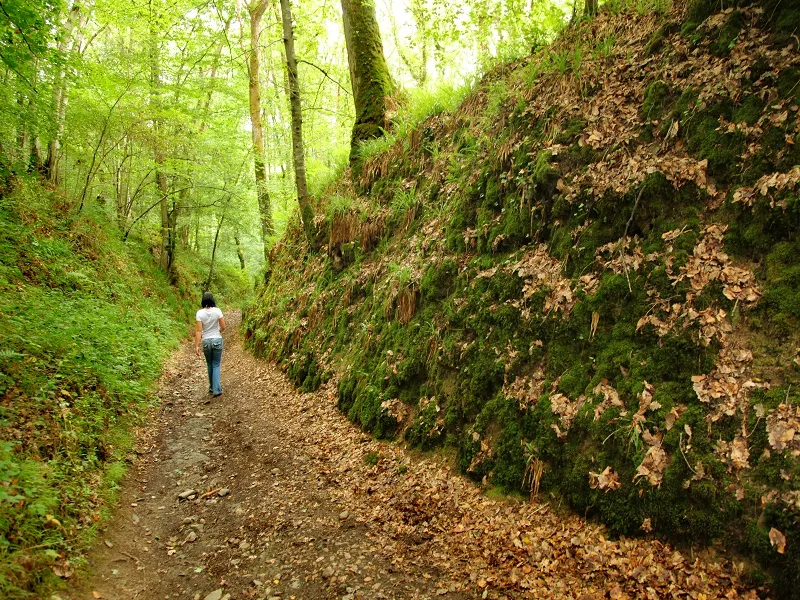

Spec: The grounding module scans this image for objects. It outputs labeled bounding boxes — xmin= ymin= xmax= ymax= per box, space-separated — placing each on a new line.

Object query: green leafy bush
xmin=0 ymin=179 xmax=196 ymax=598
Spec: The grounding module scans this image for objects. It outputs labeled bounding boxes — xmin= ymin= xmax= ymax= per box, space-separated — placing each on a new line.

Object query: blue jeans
xmin=202 ymin=338 xmax=223 ymax=395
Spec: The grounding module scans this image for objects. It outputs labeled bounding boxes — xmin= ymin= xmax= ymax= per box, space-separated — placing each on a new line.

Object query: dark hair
xmin=201 ymin=291 xmax=216 ymax=308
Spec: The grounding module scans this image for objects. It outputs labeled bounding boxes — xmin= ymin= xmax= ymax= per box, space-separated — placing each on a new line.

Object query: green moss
xmin=288 ymin=353 xmax=327 ymax=392
xmin=710 ymin=10 xmax=745 ymax=56
xmin=777 ymin=67 xmax=800 ymax=105
xmin=489 ymin=400 xmax=526 ymax=490
xmin=641 ymin=81 xmax=674 ymax=122
xmin=554 ymin=118 xmax=587 ymax=145
xmin=683 ymin=100 xmax=744 ymax=184
xmin=733 ymin=94 xmax=765 ymax=126
xmin=249 ymin=21 xmax=800 ymax=590
xmin=681 ymin=0 xmax=737 ymax=36
xmin=726 ymin=192 xmax=800 ymax=261
xmin=405 ymin=397 xmax=445 ymax=449
xmin=759 ymin=240 xmax=800 ymax=333
xmin=742 ymin=501 xmax=800 ymax=598
xmin=421 ymin=258 xmax=458 ymax=302
xmin=558 ymin=142 xmax=597 ymax=172
xmin=759 ymin=0 xmax=800 ymax=48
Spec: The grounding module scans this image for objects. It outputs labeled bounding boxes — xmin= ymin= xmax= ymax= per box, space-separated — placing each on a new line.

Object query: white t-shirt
xmin=196 ymin=307 xmax=224 ymax=340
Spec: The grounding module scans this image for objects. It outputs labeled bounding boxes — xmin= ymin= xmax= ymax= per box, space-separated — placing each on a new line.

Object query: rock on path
xmin=66 ymin=311 xmax=761 ymax=600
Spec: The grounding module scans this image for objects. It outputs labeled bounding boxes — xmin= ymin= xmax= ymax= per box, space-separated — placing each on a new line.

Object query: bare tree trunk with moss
xmin=340 ymin=0 xmax=392 ymax=167
xmin=279 ymin=0 xmax=315 ymax=242
xmin=245 ymin=0 xmax=274 ymax=260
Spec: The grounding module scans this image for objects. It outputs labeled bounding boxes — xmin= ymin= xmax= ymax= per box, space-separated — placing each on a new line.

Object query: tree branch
xmin=297 ymin=59 xmax=351 ymax=95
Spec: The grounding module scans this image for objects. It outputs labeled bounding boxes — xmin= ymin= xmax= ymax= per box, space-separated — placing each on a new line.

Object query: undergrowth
xmin=0 ymin=178 xmax=243 ymax=598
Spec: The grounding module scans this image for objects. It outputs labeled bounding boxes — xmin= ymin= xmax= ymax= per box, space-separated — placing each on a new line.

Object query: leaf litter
xmin=66 ymin=312 xmax=765 ymax=599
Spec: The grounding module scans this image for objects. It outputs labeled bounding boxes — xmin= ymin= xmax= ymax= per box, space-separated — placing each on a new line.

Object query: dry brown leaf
xmin=589 ymin=466 xmax=622 ymax=492
xmin=769 ymin=527 xmax=786 ymax=554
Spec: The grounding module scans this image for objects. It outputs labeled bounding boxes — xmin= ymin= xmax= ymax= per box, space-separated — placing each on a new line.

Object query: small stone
xmin=271 ymin=468 xmax=280 ymax=475
xmin=185 ymin=531 xmax=198 ymax=543
xmin=252 ymin=580 xmax=263 ymax=587
xmin=203 ymin=590 xmax=223 ymax=600
xmin=178 ymin=489 xmax=197 ymax=500
xmin=239 ymin=540 xmax=251 ymax=551
xmin=104 ymin=540 xmax=113 ymax=548
xmin=218 ymin=488 xmax=230 ymax=497
xmin=191 ymin=523 xmax=205 ymax=532
xmin=182 ymin=517 xmax=194 ymax=525
xmin=131 ymin=514 xmax=140 ymax=525
xmin=322 ymin=566 xmax=335 ymax=579
xmin=221 ymin=595 xmax=231 ymax=600
xmin=290 ymin=580 xmax=302 ymax=589
xmin=338 ymin=511 xmax=349 ymax=521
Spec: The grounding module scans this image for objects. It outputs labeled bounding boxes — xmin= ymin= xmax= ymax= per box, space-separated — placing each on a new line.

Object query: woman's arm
xmin=195 ymin=321 xmax=203 ymax=356
xmin=219 ymin=316 xmax=226 ymax=332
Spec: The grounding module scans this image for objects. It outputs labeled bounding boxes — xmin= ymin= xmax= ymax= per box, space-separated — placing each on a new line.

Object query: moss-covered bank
xmin=246 ymin=0 xmax=799 ymax=594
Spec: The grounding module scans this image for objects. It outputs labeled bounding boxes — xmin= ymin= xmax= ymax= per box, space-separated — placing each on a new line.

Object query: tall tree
xmin=279 ymin=0 xmax=314 ymax=242
xmin=147 ymin=0 xmax=175 ymax=281
xmin=245 ymin=0 xmax=274 ymax=260
xmin=340 ymin=0 xmax=392 ymax=166
xmin=46 ymin=0 xmax=87 ymax=183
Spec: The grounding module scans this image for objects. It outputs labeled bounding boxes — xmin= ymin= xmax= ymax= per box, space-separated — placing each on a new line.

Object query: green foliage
xmin=593 ymin=34 xmax=616 ymax=59
xmin=358 ymin=82 xmax=474 ymax=165
xmin=0 ymin=179 xmax=192 ymax=597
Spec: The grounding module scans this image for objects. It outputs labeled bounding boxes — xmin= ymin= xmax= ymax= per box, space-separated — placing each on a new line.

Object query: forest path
xmin=67 ymin=311 xmax=757 ymax=600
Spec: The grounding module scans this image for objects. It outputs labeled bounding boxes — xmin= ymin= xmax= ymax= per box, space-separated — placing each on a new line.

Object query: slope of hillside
xmin=245 ymin=0 xmax=800 ymax=593
xmin=0 ymin=177 xmax=247 ymax=598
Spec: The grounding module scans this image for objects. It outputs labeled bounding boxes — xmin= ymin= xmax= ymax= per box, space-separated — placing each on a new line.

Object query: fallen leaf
xmin=769 ymin=527 xmax=786 ymax=554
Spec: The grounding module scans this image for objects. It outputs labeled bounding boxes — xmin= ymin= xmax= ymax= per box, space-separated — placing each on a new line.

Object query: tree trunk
xmin=389 ymin=1 xmax=427 ymax=86
xmin=149 ymin=0 xmax=174 ymax=281
xmin=46 ymin=1 xmax=87 ymax=184
xmin=198 ymin=17 xmax=232 ymax=134
xmin=584 ymin=0 xmax=598 ymax=17
xmin=205 ymin=213 xmax=226 ymax=290
xmin=30 ymin=136 xmax=45 ymax=174
xmin=340 ymin=0 xmax=392 ymax=166
xmin=279 ymin=0 xmax=315 ymax=242
xmin=235 ymin=232 xmax=246 ymax=270
xmin=246 ymin=0 xmax=273 ymax=260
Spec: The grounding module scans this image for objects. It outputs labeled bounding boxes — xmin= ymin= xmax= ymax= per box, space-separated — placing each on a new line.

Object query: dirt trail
xmin=67 ymin=311 xmax=761 ymax=600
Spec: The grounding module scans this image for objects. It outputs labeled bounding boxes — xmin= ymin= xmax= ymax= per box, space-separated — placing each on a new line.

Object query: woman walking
xmin=196 ymin=291 xmax=226 ymax=396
